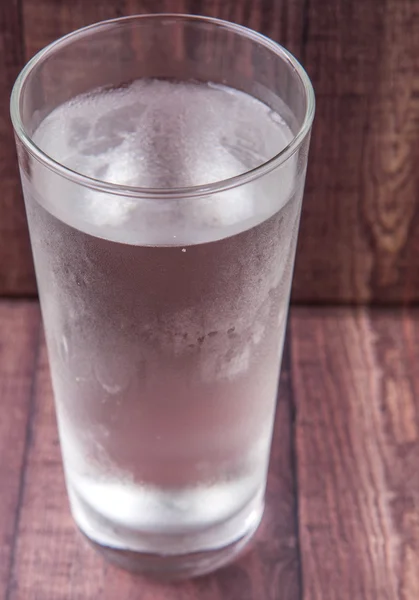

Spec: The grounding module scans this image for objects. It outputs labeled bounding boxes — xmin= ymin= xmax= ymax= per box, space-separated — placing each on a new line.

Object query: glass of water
xmin=11 ymin=14 xmax=314 ymax=579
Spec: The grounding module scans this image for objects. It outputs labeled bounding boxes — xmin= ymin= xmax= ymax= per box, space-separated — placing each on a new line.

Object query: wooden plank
xmin=9 ymin=329 xmax=300 ymax=599
xmin=0 ymin=1 xmax=36 ymax=294
xmin=0 ymin=301 xmax=40 ymax=596
xmin=9 ymin=0 xmax=419 ymax=302
xmin=22 ymin=0 xmax=303 ymax=60
xmin=291 ymin=307 xmax=419 ymax=599
xmin=293 ymin=0 xmax=419 ymax=303
xmin=6 ymin=336 xmax=103 ymax=600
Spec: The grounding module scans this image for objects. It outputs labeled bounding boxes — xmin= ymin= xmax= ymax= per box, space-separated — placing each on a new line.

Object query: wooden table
xmin=1 ymin=300 xmax=418 ymax=599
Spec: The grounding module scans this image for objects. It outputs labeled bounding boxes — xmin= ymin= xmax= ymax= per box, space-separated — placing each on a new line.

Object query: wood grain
xmin=0 ymin=1 xmax=36 ymax=294
xmin=294 ymin=0 xmax=419 ymax=303
xmin=22 ymin=0 xmax=304 ymax=66
xmin=7 ymin=324 xmax=300 ymax=600
xmin=4 ymin=0 xmax=419 ymax=300
xmin=5 ymin=302 xmax=419 ymax=597
xmin=291 ymin=307 xmax=419 ymax=599
xmin=0 ymin=301 xmax=40 ymax=597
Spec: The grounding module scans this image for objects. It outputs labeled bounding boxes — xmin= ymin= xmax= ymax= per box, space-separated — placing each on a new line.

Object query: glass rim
xmin=10 ymin=13 xmax=315 ymax=200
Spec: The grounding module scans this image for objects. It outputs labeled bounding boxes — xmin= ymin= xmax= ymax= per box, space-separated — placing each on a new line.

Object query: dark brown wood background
xmin=2 ymin=0 xmax=419 ymax=303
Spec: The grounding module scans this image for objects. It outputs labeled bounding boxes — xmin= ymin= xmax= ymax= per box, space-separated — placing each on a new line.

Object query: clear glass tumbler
xmin=11 ymin=14 xmax=314 ymax=579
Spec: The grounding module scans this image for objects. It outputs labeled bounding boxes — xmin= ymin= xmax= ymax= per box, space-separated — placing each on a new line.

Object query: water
xmin=25 ymin=79 xmax=301 ymax=566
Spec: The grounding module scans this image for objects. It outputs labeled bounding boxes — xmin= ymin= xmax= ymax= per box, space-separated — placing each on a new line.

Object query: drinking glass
xmin=11 ymin=14 xmax=314 ymax=579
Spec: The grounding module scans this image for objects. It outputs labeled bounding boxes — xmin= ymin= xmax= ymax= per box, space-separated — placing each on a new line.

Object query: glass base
xmin=69 ymin=478 xmax=265 ymax=578
xmin=69 ymin=472 xmax=266 ymax=578
xmin=73 ymin=491 xmax=263 ymax=579
xmin=82 ymin=516 xmax=260 ymax=580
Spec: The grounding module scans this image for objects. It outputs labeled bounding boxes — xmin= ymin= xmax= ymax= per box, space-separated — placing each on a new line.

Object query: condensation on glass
xmin=11 ymin=14 xmax=314 ymax=579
